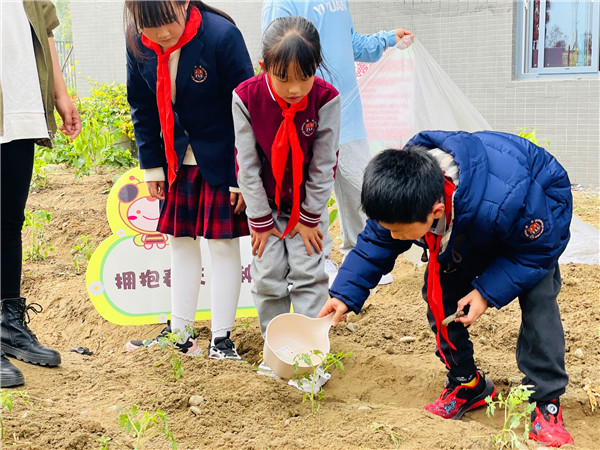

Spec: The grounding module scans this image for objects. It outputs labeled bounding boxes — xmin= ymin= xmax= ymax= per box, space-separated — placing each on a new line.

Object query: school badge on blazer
xmin=301 ymin=118 xmax=317 ymax=137
xmin=191 ymin=65 xmax=207 ymax=83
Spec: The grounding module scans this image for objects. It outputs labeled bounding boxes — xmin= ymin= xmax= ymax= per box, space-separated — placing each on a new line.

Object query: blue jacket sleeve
xmin=126 ymin=48 xmax=165 ymax=171
xmin=472 ymin=153 xmax=572 ymax=308
xmin=217 ymin=25 xmax=254 ymax=188
xmin=330 ymin=219 xmax=411 ymax=314
xmin=351 ymin=29 xmax=396 ymax=62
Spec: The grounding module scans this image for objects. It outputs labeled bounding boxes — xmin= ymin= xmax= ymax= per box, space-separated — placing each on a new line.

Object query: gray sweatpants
xmin=252 ymin=208 xmax=329 ymax=337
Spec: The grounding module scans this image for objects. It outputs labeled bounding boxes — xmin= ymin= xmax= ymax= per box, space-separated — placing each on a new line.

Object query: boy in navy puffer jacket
xmin=319 ymin=131 xmax=574 ymax=447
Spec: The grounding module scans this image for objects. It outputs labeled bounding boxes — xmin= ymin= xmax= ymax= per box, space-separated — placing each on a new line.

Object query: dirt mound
xmin=4 ymin=166 xmax=599 ymax=449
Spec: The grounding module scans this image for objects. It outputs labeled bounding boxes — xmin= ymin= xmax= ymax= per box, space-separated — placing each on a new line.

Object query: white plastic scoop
xmin=263 ymin=312 xmax=334 ymax=379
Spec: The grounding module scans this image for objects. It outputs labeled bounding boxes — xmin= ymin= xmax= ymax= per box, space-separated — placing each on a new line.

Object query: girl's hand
xmin=146 ymin=181 xmax=165 ymax=200
xmin=318 ymin=298 xmax=348 ymax=326
xmin=230 ymin=192 xmax=246 ymax=214
xmin=455 ymin=289 xmax=488 ymax=326
xmin=288 ymin=222 xmax=323 ymax=256
xmin=55 ymin=94 xmax=82 ymax=139
xmin=251 ymin=227 xmax=283 ymax=259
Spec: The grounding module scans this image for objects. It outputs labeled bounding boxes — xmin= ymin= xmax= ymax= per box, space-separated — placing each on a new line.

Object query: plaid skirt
xmin=157 ymin=165 xmax=250 ymax=239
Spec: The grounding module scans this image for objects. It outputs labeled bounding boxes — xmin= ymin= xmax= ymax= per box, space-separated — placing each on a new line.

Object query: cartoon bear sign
xmin=86 ymin=168 xmax=256 ymax=325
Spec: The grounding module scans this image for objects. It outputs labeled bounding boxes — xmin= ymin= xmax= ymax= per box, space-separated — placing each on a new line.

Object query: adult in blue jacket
xmin=319 ymin=131 xmax=574 ymax=447
xmin=262 ymin=1 xmax=413 ymax=280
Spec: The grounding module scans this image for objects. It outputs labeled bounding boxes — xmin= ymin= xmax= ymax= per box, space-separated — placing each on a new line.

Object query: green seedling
xmin=292 ymin=350 xmax=352 ymax=413
xmin=1 ymin=389 xmax=30 ymax=442
xmin=98 ymin=435 xmax=112 ymax=449
xmin=72 ymin=234 xmax=97 ymax=272
xmin=154 ymin=326 xmax=198 ymax=381
xmin=118 ymin=405 xmax=177 ymax=450
xmin=368 ymin=422 xmax=403 ymax=449
xmin=22 ymin=209 xmax=54 ymax=261
xmin=485 ymin=384 xmax=536 ymax=449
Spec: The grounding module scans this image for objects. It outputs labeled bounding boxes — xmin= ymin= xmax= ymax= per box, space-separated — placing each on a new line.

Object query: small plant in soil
xmin=72 ymin=234 xmax=97 ymax=272
xmin=118 ymin=405 xmax=177 ymax=450
xmin=98 ymin=435 xmax=112 ymax=449
xmin=22 ymin=209 xmax=54 ymax=261
xmin=291 ymin=350 xmax=352 ymax=413
xmin=485 ymin=384 xmax=536 ymax=449
xmin=368 ymin=422 xmax=404 ymax=449
xmin=154 ymin=326 xmax=198 ymax=381
xmin=0 ymin=389 xmax=30 ymax=442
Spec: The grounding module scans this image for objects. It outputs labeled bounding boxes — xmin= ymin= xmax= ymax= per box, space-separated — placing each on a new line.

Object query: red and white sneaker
xmin=529 ymin=400 xmax=574 ymax=447
xmin=424 ymin=371 xmax=496 ymax=420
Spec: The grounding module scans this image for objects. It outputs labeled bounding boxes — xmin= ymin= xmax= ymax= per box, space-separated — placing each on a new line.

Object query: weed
xmin=0 ymin=389 xmax=30 ymax=441
xmin=72 ymin=235 xmax=97 ymax=273
xmin=291 ymin=350 xmax=352 ymax=413
xmin=22 ymin=209 xmax=54 ymax=261
xmin=118 ymin=405 xmax=177 ymax=450
xmin=485 ymin=384 xmax=536 ymax=449
xmin=368 ymin=422 xmax=403 ymax=449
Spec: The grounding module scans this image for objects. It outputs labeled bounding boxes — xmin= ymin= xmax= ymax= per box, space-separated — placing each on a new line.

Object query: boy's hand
xmin=456 ymin=289 xmax=488 ymax=326
xmin=288 ymin=222 xmax=323 ymax=256
xmin=230 ymin=192 xmax=246 ymax=214
xmin=146 ymin=181 xmax=165 ymax=200
xmin=318 ymin=298 xmax=348 ymax=326
xmin=251 ymin=228 xmax=282 ymax=259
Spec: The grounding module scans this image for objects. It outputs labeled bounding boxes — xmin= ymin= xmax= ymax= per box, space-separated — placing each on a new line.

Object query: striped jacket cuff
xmin=249 ymin=214 xmax=274 ymax=232
xmin=298 ymin=207 xmax=321 ymax=228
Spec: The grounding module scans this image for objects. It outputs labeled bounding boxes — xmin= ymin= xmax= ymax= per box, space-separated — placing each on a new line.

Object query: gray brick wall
xmin=71 ymin=0 xmax=599 ymax=186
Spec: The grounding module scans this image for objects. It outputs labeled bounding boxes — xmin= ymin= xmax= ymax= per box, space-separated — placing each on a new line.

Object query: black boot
xmin=0 ymin=351 xmax=25 ymax=387
xmin=0 ymin=298 xmax=61 ymax=366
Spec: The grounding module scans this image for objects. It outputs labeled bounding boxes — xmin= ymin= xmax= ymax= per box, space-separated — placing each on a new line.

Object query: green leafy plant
xmin=72 ymin=234 xmax=97 ymax=273
xmin=31 ymin=155 xmax=50 ymax=189
xmin=1 ymin=389 xmax=30 ymax=442
xmin=154 ymin=326 xmax=199 ymax=381
xmin=368 ymin=422 xmax=403 ymax=449
xmin=292 ymin=350 xmax=352 ymax=413
xmin=517 ymin=127 xmax=549 ymax=147
xmin=98 ymin=435 xmax=112 ymax=450
xmin=327 ymin=195 xmax=338 ymax=228
xmin=35 ymin=80 xmax=136 ymax=179
xmin=22 ymin=209 xmax=54 ymax=261
xmin=118 ymin=405 xmax=177 ymax=450
xmin=485 ymin=384 xmax=536 ymax=449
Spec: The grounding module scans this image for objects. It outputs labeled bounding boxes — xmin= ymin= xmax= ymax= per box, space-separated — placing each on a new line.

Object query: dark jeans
xmin=1 ymin=140 xmax=35 ymax=299
xmin=422 ymin=263 xmax=568 ymax=402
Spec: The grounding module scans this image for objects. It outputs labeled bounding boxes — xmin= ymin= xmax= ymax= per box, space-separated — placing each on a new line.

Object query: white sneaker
xmin=324 ymin=258 xmax=339 ymax=288
xmin=378 ymin=272 xmax=393 ymax=285
xmin=288 ymin=366 xmax=331 ymax=394
xmin=256 ymin=361 xmax=281 ymax=379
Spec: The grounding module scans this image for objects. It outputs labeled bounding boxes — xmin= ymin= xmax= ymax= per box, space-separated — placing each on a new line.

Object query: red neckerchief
xmin=423 ymin=176 xmax=456 ymax=369
xmin=267 ymin=74 xmax=308 ymax=237
xmin=141 ymin=6 xmax=202 ymax=187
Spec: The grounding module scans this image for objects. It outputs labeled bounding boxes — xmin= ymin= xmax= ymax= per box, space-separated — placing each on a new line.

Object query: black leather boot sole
xmin=0 ymin=353 xmax=25 ymax=387
xmin=1 ymin=344 xmax=61 ymax=366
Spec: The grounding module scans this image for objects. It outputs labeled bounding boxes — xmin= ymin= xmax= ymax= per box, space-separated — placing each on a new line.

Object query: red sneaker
xmin=424 ymin=371 xmax=496 ymax=420
xmin=529 ymin=400 xmax=574 ymax=447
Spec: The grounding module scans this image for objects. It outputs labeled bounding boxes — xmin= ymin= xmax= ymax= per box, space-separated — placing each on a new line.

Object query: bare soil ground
xmin=3 ymin=165 xmax=599 ymax=449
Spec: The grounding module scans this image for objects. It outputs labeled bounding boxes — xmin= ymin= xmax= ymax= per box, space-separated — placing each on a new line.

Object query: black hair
xmin=261 ymin=16 xmax=324 ymax=80
xmin=361 ymin=146 xmax=445 ymax=224
xmin=124 ymin=1 xmax=235 ymax=58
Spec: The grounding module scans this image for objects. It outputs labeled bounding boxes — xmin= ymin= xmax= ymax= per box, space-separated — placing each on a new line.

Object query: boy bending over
xmin=319 ymin=131 xmax=573 ymax=447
